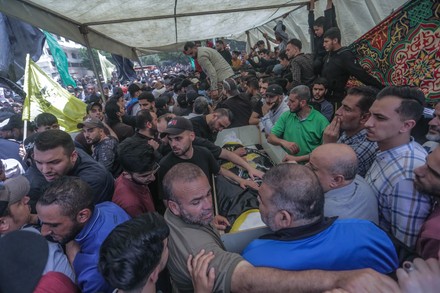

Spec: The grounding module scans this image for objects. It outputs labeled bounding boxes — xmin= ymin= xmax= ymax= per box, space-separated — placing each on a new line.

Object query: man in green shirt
xmin=268 ymin=85 xmax=329 ymax=163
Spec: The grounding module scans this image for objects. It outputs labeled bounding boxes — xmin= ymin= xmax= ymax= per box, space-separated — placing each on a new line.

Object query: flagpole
xmin=133 ymin=48 xmax=148 ymax=81
xmin=79 ymin=25 xmax=106 ymax=104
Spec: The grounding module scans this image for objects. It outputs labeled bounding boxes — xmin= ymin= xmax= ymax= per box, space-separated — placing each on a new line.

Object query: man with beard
xmin=158 ymin=117 xmax=258 ymax=197
xmin=258 ymin=84 xmax=289 ymax=135
xmin=190 ymin=108 xmax=233 ymax=142
xmin=36 ymin=176 xmax=130 ymax=293
xmin=423 ymin=102 xmax=440 ymax=153
xmin=310 ymin=77 xmax=333 ymax=121
xmin=414 ymin=147 xmax=440 ymax=259
xmin=242 ymin=163 xmax=397 ymax=273
xmin=163 ymin=163 xmax=400 ymax=293
xmin=268 ymin=85 xmax=329 ymax=163
xmin=78 ymin=118 xmax=121 ymax=178
xmin=25 ymin=130 xmax=114 ymax=210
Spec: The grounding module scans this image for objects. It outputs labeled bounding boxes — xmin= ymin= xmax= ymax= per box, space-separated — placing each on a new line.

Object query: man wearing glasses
xmin=113 ymin=137 xmax=160 ymax=217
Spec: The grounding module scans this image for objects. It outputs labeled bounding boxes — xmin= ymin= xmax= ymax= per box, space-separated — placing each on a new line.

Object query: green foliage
xmin=79 ymin=48 xmax=114 ymax=73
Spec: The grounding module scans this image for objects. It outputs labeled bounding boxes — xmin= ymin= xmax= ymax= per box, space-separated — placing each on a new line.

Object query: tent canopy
xmin=1 ymin=0 xmax=406 ymax=59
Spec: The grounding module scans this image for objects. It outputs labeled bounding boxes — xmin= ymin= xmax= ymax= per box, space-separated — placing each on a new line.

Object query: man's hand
xmin=239 ymin=178 xmax=260 ymax=190
xmin=247 ymin=167 xmax=264 ymax=180
xmin=323 ymin=116 xmax=341 ymax=144
xmin=261 ymin=102 xmax=274 ymax=116
xmin=212 ymin=215 xmax=230 ymax=231
xmin=282 ymin=154 xmax=298 ymax=163
xmin=397 ymin=257 xmax=440 ymax=293
xmin=148 ymin=139 xmax=159 ymax=150
xmin=335 ymin=268 xmax=400 ymax=293
xmin=233 ymin=147 xmax=247 ymax=157
xmin=262 ymin=32 xmax=268 ymax=39
xmin=281 ymin=141 xmax=300 ymax=155
xmin=187 ymin=249 xmax=215 ymax=293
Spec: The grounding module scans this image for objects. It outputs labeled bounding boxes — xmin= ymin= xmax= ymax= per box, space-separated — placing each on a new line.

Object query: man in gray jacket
xmin=184 ymin=42 xmax=234 ymax=101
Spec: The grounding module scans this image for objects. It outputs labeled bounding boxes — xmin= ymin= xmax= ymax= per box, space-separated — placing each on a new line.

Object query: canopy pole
xmin=133 ymin=48 xmax=148 ymax=81
xmin=79 ymin=25 xmax=106 ymax=104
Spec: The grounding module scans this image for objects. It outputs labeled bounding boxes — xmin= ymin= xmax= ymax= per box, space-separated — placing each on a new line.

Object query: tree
xmin=79 ymin=48 xmax=114 ymax=73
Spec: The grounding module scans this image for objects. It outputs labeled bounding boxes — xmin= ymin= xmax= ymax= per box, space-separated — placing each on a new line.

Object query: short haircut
xmin=193 ymin=97 xmax=209 ymax=115
xmin=34 ymin=129 xmax=75 ymax=156
xmin=278 ymin=50 xmax=288 ymax=60
xmin=259 ymin=49 xmax=270 ymax=55
xmin=376 ymin=86 xmax=424 ymax=121
xmin=135 ymin=110 xmax=153 ymax=130
xmin=37 ymin=177 xmax=94 ymax=219
xmin=215 ymin=39 xmax=224 ymax=45
xmin=99 ymin=213 xmax=169 ymax=292
xmin=346 ymin=86 xmax=379 ymax=114
xmin=314 ymin=16 xmax=325 ymax=27
xmin=323 ymin=27 xmax=341 ymax=43
xmin=246 ymin=77 xmax=260 ymax=90
xmin=128 ymin=84 xmax=141 ymax=96
xmin=183 ymin=42 xmax=196 ymax=51
xmin=290 ymin=85 xmax=311 ymax=102
xmin=214 ymin=108 xmax=233 ymax=122
xmin=287 ymin=38 xmax=302 ymax=50
xmin=162 ymin=163 xmax=205 ymax=201
xmin=105 ymin=100 xmax=121 ymax=121
xmin=138 ymin=91 xmax=155 ymax=102
xmin=312 ymin=77 xmax=328 ymax=88
xmin=34 ymin=113 xmax=58 ymax=128
xmin=263 ymin=164 xmax=324 ymax=221
xmin=118 ymin=137 xmax=156 ymax=173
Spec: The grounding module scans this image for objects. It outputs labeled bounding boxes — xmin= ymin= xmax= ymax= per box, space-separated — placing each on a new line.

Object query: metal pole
xmin=79 ymin=25 xmax=106 ymax=104
xmin=133 ymin=48 xmax=148 ymax=81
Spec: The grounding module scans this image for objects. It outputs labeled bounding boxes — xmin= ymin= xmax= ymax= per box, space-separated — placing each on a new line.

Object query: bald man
xmin=307 ymin=143 xmax=378 ymax=224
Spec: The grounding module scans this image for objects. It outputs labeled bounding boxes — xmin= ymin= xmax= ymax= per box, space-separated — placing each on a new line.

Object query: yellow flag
xmin=23 ymin=55 xmax=87 ymax=133
xmin=98 ymin=51 xmax=115 ymax=83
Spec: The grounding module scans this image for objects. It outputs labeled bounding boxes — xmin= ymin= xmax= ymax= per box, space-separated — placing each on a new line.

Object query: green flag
xmin=42 ymin=31 xmax=76 ymax=87
xmin=23 ymin=55 xmax=86 ymax=133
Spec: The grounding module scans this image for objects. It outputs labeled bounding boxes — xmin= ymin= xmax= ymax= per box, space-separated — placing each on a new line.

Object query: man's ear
xmin=167 ymin=200 xmax=181 ymax=216
xmin=76 ymin=208 xmax=92 ymax=224
xmin=0 ymin=217 xmax=10 ymax=233
xmin=400 ymin=119 xmax=416 ymax=133
xmin=359 ymin=112 xmax=371 ymax=125
xmin=22 ymin=196 xmax=30 ymax=205
xmin=330 ymin=175 xmax=345 ymax=189
xmin=70 ymin=150 xmax=78 ymax=164
xmin=275 ymin=210 xmax=292 ymax=229
xmin=148 ymin=265 xmax=161 ymax=284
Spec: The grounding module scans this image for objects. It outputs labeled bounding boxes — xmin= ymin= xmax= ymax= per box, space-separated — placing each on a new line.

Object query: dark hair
xmin=105 ymin=101 xmax=121 ymax=127
xmin=163 ymin=163 xmax=205 ymax=201
xmin=193 ymin=97 xmax=209 ymax=115
xmin=138 ymin=91 xmax=155 ymax=102
xmin=278 ymin=50 xmax=288 ymax=60
xmin=135 ymin=110 xmax=153 ymax=130
xmin=183 ymin=42 xmax=196 ymax=51
xmin=323 ymin=27 xmax=341 ymax=43
xmin=128 ymin=84 xmax=141 ymax=96
xmin=346 ymin=86 xmax=379 ymax=114
xmin=287 ymin=38 xmax=302 ymax=50
xmin=256 ymin=40 xmax=265 ymax=46
xmin=290 ymin=85 xmax=311 ymax=102
xmin=312 ymin=77 xmax=328 ymax=88
xmin=376 ymin=86 xmax=424 ymax=121
xmin=34 ymin=113 xmax=58 ymax=128
xmin=264 ymin=164 xmax=324 ymax=221
xmin=177 ymin=93 xmax=189 ymax=108
xmin=314 ymin=16 xmax=325 ymax=28
xmin=246 ymin=77 xmax=260 ymax=91
xmin=34 ymin=130 xmax=75 ymax=156
xmin=215 ymin=39 xmax=224 ymax=45
xmin=38 ymin=177 xmax=94 ymax=219
xmin=99 ymin=213 xmax=169 ymax=291
xmin=259 ymin=49 xmax=270 ymax=55
xmin=112 ymin=87 xmax=124 ymax=99
xmin=117 ymin=137 xmax=155 ymax=173
xmin=213 ymin=108 xmax=233 ymax=123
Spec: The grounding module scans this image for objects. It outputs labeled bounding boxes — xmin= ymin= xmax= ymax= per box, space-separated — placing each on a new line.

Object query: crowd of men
xmin=1 ymin=0 xmax=440 ymax=291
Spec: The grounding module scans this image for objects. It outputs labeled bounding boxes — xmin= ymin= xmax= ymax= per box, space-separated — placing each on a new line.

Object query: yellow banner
xmin=23 ymin=55 xmax=87 ymax=132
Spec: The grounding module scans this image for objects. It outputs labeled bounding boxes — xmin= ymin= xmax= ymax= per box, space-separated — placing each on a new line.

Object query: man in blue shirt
xmin=37 ymin=176 xmax=130 ymax=293
xmin=242 ymin=163 xmax=398 ymax=274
